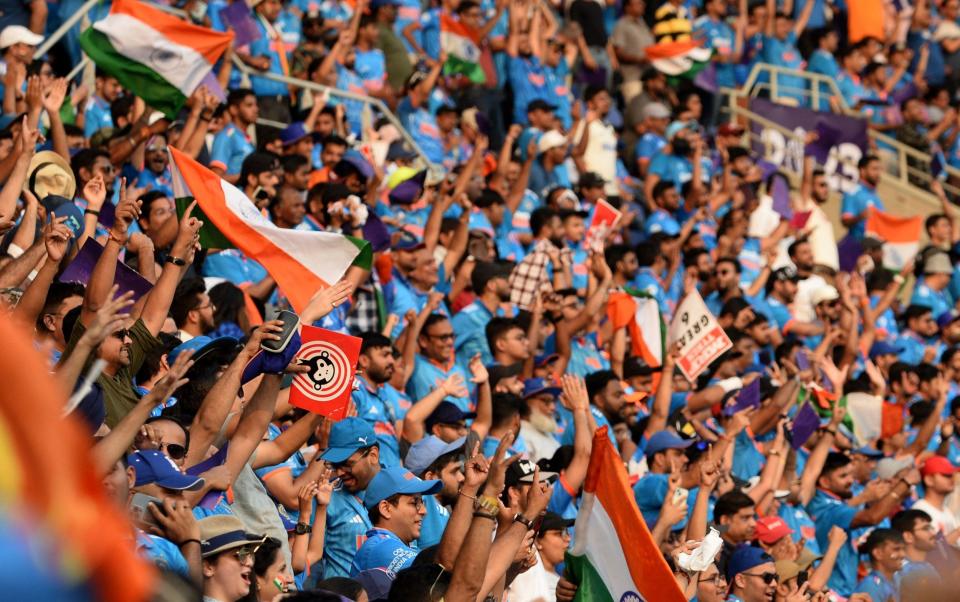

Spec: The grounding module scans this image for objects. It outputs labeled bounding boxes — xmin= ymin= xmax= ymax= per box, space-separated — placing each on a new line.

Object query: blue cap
xmin=726 ymin=545 xmax=774 ymax=581
xmin=280 ymin=121 xmax=311 ymax=146
xmin=391 ymin=228 xmax=426 ymax=251
xmin=355 ymin=568 xmax=395 ymax=600
xmin=424 ymin=401 xmax=476 ymax=431
xmin=666 ymin=120 xmax=696 ymax=140
xmin=851 ymin=446 xmax=884 ymax=459
xmin=168 ymin=335 xmax=238 ymax=366
xmin=364 ymin=466 xmax=443 ymax=509
xmin=644 ymin=431 xmax=694 ymax=459
xmin=320 ymin=417 xmax=377 ymax=463
xmin=522 ymin=378 xmax=562 ymax=400
xmin=937 ymin=309 xmax=960 ymax=330
xmin=334 ymin=151 xmax=374 ymax=180
xmin=50 ymin=198 xmax=84 ymax=237
xmin=404 ymin=435 xmax=466 ymax=476
xmin=127 ymin=450 xmax=205 ymax=490
xmin=869 ymin=340 xmax=904 ymax=359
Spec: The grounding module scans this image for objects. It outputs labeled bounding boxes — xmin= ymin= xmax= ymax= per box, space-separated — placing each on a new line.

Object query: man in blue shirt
xmin=725 ymin=546 xmax=778 ymax=602
xmin=210 ymin=89 xmax=258 ymax=184
xmin=806 ymin=451 xmax=920 ymax=596
xmin=841 ymin=155 xmax=884 ymax=241
xmin=407 ymin=314 xmax=473 ymax=412
xmin=246 ymin=0 xmax=294 ymax=122
xmin=350 ymin=466 xmax=442 ymax=575
xmin=451 ymin=261 xmax=512 ymax=368
xmin=760 ymin=0 xmax=815 ymax=107
xmin=403 ymin=435 xmax=466 ymax=548
xmin=807 ymin=28 xmax=839 ymax=111
xmin=137 ymin=134 xmax=174 ymax=198
xmin=853 ymin=528 xmax=904 ymax=602
xmin=693 ymin=0 xmax=742 ymax=91
xmin=319 ymin=418 xmax=383 ymax=578
xmin=646 ymin=180 xmax=682 ymax=237
xmin=354 ymin=333 xmax=404 ymax=467
xmin=911 ymin=252 xmax=954 ymax=318
xmin=84 ymin=70 xmax=122 ymax=138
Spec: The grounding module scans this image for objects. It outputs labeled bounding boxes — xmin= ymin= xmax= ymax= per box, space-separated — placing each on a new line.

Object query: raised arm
xmin=222 ymin=373 xmax=282 ymax=481
xmin=558 ymin=375 xmax=593 ymax=492
xmin=0 ymin=116 xmax=39 ymax=228
xmin=469 ymin=357 xmax=493 ymax=440
xmin=14 ymin=218 xmax=72 ymax=327
xmin=42 ymin=77 xmax=70 ymax=161
xmin=643 ymin=349 xmax=679 ymax=439
xmin=798 ymin=408 xmax=843 ymax=506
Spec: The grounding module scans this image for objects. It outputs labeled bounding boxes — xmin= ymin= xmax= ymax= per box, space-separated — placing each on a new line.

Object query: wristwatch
xmin=294 ymin=522 xmax=310 ymax=535
xmin=165 ymin=255 xmax=187 ymax=266
xmin=514 ymin=513 xmax=534 ymax=529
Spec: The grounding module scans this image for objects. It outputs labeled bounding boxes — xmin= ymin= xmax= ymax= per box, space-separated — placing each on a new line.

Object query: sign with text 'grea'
xmin=749 ymin=98 xmax=868 ymax=195
xmin=668 ymin=290 xmax=732 ymax=383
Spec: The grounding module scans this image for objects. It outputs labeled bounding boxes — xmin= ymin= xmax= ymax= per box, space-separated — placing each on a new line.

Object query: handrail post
xmin=34 ymin=0 xmax=102 ymax=59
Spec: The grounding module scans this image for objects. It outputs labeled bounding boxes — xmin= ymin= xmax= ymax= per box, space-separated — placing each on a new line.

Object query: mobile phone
xmin=796 ymin=569 xmax=808 ymax=588
xmin=130 ymin=492 xmax=164 ymax=529
xmin=262 ymin=310 xmax=300 ymax=353
xmin=531 ymin=513 xmax=545 ymax=534
xmin=464 ymin=429 xmax=481 ymax=457
xmin=672 ymin=487 xmax=689 ymax=505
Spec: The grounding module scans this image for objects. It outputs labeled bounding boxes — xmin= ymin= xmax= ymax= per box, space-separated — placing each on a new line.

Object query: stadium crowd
xmin=1 ymin=0 xmax=960 ymax=599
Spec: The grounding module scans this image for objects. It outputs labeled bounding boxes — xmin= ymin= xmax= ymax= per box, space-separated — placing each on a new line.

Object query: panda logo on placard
xmin=293 ymin=340 xmax=354 ymax=403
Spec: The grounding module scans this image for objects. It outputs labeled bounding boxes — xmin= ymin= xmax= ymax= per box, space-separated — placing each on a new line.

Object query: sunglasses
xmin=160 ymin=441 xmax=187 ymax=460
xmin=111 ymin=329 xmax=129 ymax=340
xmin=744 ymin=571 xmax=778 ymax=584
xmin=427 ymin=332 xmax=455 ymax=341
xmin=233 ymin=545 xmax=258 ymax=562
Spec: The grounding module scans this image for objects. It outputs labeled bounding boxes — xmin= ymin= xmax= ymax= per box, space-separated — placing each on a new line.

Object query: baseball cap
xmin=770 ymin=266 xmax=799 ymax=284
xmin=386 ymin=140 xmax=418 ymax=162
xmin=424 ymin=401 xmax=476 ymax=431
xmin=404 ymin=435 xmax=466 ymax=476
xmin=197 ymin=515 xmax=265 ymax=558
xmin=527 ymin=99 xmax=557 ymax=113
xmin=666 ymin=120 xmax=696 ymax=140
xmin=522 ymin=378 xmax=562 ymax=400
xmin=537 ymin=511 xmax=575 ymax=536
xmin=869 ymin=340 xmax=904 ymax=359
xmin=851 ymin=446 xmax=884 ymax=459
xmin=578 ymin=172 xmax=606 ymax=189
xmin=921 ymin=455 xmax=957 ymax=477
xmin=534 ymin=353 xmax=560 ymax=368
xmin=364 ymin=466 xmax=443 ymax=510
xmin=354 ymin=568 xmax=395 ymax=601
xmin=279 ymin=121 xmax=311 ymax=146
xmin=320 ymin=417 xmax=377 ymax=463
xmin=755 ymin=516 xmax=794 ymax=544
xmin=0 ymin=25 xmax=42 ymax=49
xmin=641 ymin=102 xmax=671 ymax=120
xmin=925 ymin=252 xmax=953 ymax=275
xmin=644 ymin=431 xmax=694 ymax=459
xmin=811 ymin=285 xmax=839 ymax=306
xmin=489 ymin=362 xmax=523 ymax=389
xmin=876 ymin=456 xmax=913 ymax=479
xmin=861 ymin=236 xmax=885 ymax=251
xmin=391 ymin=228 xmax=425 ymax=252
xmin=505 ymin=458 xmax=558 ymax=488
xmin=127 ymin=450 xmax=205 ymax=491
xmin=726 ymin=546 xmax=774 ymax=581
xmin=937 ymin=309 xmax=960 ymax=330
xmin=168 ymin=335 xmax=239 ymax=366
xmin=537 ymin=130 xmax=567 ymax=154
xmin=333 ymin=151 xmax=374 ymax=180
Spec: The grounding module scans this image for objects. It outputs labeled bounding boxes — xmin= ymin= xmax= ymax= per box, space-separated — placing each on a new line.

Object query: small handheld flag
xmin=290 ymin=326 xmax=361 ymax=420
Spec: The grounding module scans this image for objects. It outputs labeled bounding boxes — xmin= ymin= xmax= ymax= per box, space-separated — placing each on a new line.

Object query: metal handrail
xmin=32 ymin=0 xmax=438 ymax=169
xmin=726 ymin=62 xmax=960 ymax=199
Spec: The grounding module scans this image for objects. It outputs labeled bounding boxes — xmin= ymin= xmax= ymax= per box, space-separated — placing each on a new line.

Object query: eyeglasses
xmin=697 ymin=574 xmax=726 ymax=587
xmin=427 ymin=332 xmax=455 ymax=342
xmin=111 ymin=329 xmax=129 ymax=340
xmin=744 ymin=571 xmax=778 ymax=584
xmin=233 ymin=545 xmax=258 ymax=563
xmin=160 ymin=441 xmax=187 ymax=460
xmin=406 ymin=495 xmax=425 ymax=509
xmin=195 ymin=302 xmax=216 ymax=312
xmin=331 ymin=447 xmax=372 ymax=471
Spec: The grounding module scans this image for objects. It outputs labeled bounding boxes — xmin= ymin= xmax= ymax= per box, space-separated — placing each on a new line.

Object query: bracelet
xmin=180 ymin=538 xmax=201 ymax=547
xmin=108 ymin=230 xmax=127 ymax=246
xmin=459 ymin=490 xmax=477 ymax=501
xmin=473 ymin=511 xmax=497 ymax=521
xmin=823 ymin=427 xmax=837 ymax=436
xmin=84 ymin=209 xmax=100 ymax=217
xmin=200 ymin=112 xmax=214 ymax=121
xmin=165 ymin=255 xmax=187 ymax=266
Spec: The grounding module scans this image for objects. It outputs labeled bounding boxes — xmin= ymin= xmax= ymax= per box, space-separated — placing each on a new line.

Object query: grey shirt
xmin=611 ymin=16 xmax=655 ymax=82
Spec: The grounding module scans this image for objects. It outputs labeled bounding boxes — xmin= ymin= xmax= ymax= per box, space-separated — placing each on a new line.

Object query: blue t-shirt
xmin=450 ymin=299 xmax=505 ymax=369
xmin=334 ymin=63 xmax=367 ymax=135
xmin=407 ymin=354 xmax=473 ymax=412
xmin=419 ymin=8 xmax=442 ymax=59
xmin=210 ymin=123 xmax=255 ymax=176
xmin=841 ymin=182 xmax=883 ymax=240
xmin=508 ymin=55 xmax=548 ymax=125
xmin=248 ymin=18 xmax=295 ymax=97
xmin=635 ymin=132 xmax=667 ymax=167
xmin=397 ymin=98 xmax=444 ymax=165
xmin=545 ymin=60 xmax=572 ymax=130
xmin=693 ymin=16 xmax=736 ymax=87
xmin=808 ymin=49 xmax=839 ymax=111
xmin=84 ymin=96 xmax=113 ymax=138
xmin=136 ymin=167 xmax=174 ymax=198
xmin=202 ymin=249 xmax=268 ymax=286
xmin=351 ymin=528 xmax=418 ymax=575
xmin=760 ymin=32 xmax=806 ymax=105
xmin=136 ymin=532 xmax=189 ymax=578
xmin=322 ymin=488 xmax=373 ymax=578
xmin=351 ymin=376 xmax=402 ymax=468
xmin=805 ymin=489 xmax=859 ymax=596
xmin=645 ymin=208 xmax=681 ymax=237
xmin=355 ymin=49 xmax=387 ymax=94
xmin=854 ymin=570 xmax=896 ymax=602
xmin=777 ymin=502 xmax=821 ymax=555
xmin=910 ymin=283 xmax=951 ymax=318
xmin=417 ymin=494 xmax=450 ymax=548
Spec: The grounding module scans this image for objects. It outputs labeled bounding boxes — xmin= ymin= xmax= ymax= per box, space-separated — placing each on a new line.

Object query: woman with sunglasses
xmin=198 ymin=515 xmax=266 ymax=602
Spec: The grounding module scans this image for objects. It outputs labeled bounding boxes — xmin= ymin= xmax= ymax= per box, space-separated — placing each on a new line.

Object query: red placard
xmin=585 ymin=198 xmax=622 ymax=250
xmin=290 ymin=325 xmax=361 ymax=420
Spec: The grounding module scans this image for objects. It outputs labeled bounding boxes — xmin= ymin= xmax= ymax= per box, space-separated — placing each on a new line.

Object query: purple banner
xmin=60 ymin=239 xmax=153 ymax=301
xmin=749 ymin=98 xmax=869 ymax=192
xmin=221 ymin=0 xmax=261 ymax=48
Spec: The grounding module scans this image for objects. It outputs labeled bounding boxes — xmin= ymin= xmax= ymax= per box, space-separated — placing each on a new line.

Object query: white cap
xmin=0 ymin=25 xmax=43 ymax=49
xmin=537 ymin=130 xmax=567 ymax=154
xmin=811 ymin=285 xmax=840 ymax=306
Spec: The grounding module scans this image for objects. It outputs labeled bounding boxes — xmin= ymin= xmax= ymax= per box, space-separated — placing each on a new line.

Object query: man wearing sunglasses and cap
xmin=197 ymin=515 xmax=266 ymax=602
xmin=726 ymin=545 xmax=778 ymax=602
xmin=350 ymin=466 xmax=443 ymax=575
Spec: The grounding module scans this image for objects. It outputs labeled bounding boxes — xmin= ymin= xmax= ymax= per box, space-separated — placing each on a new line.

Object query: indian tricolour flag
xmin=441 ymin=14 xmax=485 ymax=84
xmin=79 ymin=0 xmax=232 ymax=118
xmin=565 ymin=428 xmax=686 ymax=602
xmin=607 ymin=289 xmax=666 ymax=386
xmin=865 ymin=207 xmax=922 ymax=270
xmin=168 ymin=147 xmax=371 ymax=313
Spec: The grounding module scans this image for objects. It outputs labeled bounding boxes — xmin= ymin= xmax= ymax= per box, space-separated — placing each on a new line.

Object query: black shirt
xmin=569 ymin=0 xmax=608 ymax=47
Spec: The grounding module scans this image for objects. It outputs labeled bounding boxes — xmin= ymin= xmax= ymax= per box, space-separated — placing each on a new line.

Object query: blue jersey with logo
xmin=854 ymin=570 xmax=896 ymax=602
xmin=210 ymin=123 xmax=255 ymax=176
xmin=841 ymin=182 xmax=883 ymax=240
xmin=249 ymin=18 xmax=295 ymax=97
xmin=84 ymin=96 xmax=114 ymax=138
xmin=508 ymin=55 xmax=548 ymax=125
xmin=450 ymin=299 xmax=505 ymax=369
xmin=351 ymin=528 xmax=418 ymax=575
xmin=355 ymin=49 xmax=387 ymax=94
xmin=805 ymin=489 xmax=859 ymax=596
xmin=417 ymin=494 xmax=450 ymax=548
xmin=351 ymin=376 xmax=402 ymax=468
xmin=760 ymin=32 xmax=807 ymax=105
xmin=322 ymin=488 xmax=373 ymax=578
xmin=693 ymin=16 xmax=736 ymax=87
xmin=407 ymin=354 xmax=473 ymax=412
xmin=397 ymin=98 xmax=445 ymax=164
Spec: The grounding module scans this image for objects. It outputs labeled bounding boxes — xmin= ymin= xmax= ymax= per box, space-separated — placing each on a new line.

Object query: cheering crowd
xmin=2 ymin=0 xmax=960 ymax=599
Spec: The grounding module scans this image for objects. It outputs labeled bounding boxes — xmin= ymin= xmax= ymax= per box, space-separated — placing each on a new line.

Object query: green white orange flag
xmin=79 ymin=0 xmax=233 ymax=118
xmin=565 ymin=427 xmax=686 ymax=602
xmin=168 ymin=147 xmax=371 ymax=313
xmin=607 ymin=288 xmax=665 ymax=369
xmin=441 ymin=14 xmax=485 ymax=84
xmin=864 ymin=207 xmax=922 ymax=271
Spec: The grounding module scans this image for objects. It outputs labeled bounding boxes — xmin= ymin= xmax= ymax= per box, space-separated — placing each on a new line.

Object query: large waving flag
xmin=865 ymin=207 xmax=922 ymax=270
xmin=79 ymin=0 xmax=233 ymax=118
xmin=566 ymin=427 xmax=686 ymax=602
xmin=169 ymin=147 xmax=371 ymax=313
xmin=646 ymin=3 xmax=711 ymax=77
xmin=441 ymin=14 xmax=486 ymax=84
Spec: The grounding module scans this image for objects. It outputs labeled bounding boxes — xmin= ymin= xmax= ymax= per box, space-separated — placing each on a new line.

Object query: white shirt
xmin=911 ymin=498 xmax=960 ymax=544
xmin=520 ymin=421 xmax=561 ymax=464
xmin=506 ymin=552 xmax=555 ymax=602
xmin=793 ymin=273 xmax=827 ymax=323
xmin=574 ymin=120 xmax=619 ymax=196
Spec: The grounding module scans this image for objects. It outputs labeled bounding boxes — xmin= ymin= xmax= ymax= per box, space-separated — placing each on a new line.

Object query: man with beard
xmin=354 ymin=333 xmax=403 ymax=466
xmin=452 ymin=261 xmax=514 ymax=367
xmin=911 ymin=252 xmax=954 ymax=318
xmin=763 ymin=266 xmax=822 ymax=337
xmin=403 ymin=435 xmax=466 ymax=547
xmin=806 ymin=451 xmax=921 ymax=596
xmin=705 ymin=256 xmax=745 ymax=316
xmin=911 ymin=456 xmax=960 ymax=542
xmin=605 ymin=244 xmax=640 ymax=290
xmin=136 ymin=134 xmax=173 ymax=197
xmin=644 ymin=123 xmax=706 ymax=205
xmin=798 ymin=155 xmax=839 ymax=271
xmin=519 ymin=378 xmax=562 ymax=463
xmin=171 ymin=278 xmax=215 ymax=342
xmin=319 ymin=418 xmax=383 ymax=578
xmin=897 ymin=305 xmax=943 ymax=365
xmin=351 ymin=467 xmax=442 ymax=575
xmin=892 ymin=509 xmax=943 ymax=586
xmin=841 ymin=155 xmax=884 ymax=241
xmin=210 ymin=89 xmax=258 ymax=183
xmin=646 ymin=181 xmax=683 ymax=237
